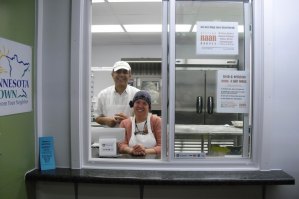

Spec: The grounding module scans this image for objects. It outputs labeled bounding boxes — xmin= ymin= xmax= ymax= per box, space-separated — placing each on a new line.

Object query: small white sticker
xmin=99 ymin=138 xmax=117 ymax=157
xmin=175 ymin=152 xmax=206 ymax=159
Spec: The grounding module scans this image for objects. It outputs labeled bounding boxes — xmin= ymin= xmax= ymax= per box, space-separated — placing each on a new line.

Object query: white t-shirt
xmin=94 ymin=85 xmax=139 ymax=118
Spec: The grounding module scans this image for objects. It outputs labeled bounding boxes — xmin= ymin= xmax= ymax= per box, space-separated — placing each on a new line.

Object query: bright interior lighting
xmin=238 ymin=25 xmax=244 ymax=33
xmin=175 ymin=24 xmax=192 ymax=32
xmin=91 ymin=67 xmax=113 ymax=71
xmin=108 ymin=0 xmax=161 ymax=2
xmin=92 ymin=24 xmax=243 ymax=33
xmin=123 ymin=24 xmax=162 ymax=32
xmin=92 ymin=0 xmax=105 ymax=3
xmin=92 ymin=25 xmax=124 ymax=33
xmin=192 ymin=25 xmax=244 ymax=33
xmin=93 ymin=24 xmax=192 ymax=33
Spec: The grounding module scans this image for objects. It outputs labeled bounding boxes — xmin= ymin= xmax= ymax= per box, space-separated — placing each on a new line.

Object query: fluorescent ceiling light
xmin=92 ymin=25 xmax=124 ymax=33
xmin=175 ymin=24 xmax=192 ymax=32
xmin=92 ymin=0 xmax=161 ymax=2
xmin=93 ymin=24 xmax=244 ymax=33
xmin=238 ymin=25 xmax=244 ymax=33
xmin=124 ymin=24 xmax=162 ymax=32
xmin=91 ymin=67 xmax=113 ymax=71
xmin=108 ymin=0 xmax=161 ymax=2
xmin=120 ymin=24 xmax=191 ymax=32
xmin=192 ymin=25 xmax=244 ymax=33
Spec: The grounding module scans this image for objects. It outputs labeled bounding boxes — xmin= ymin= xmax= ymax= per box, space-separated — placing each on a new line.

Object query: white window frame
xmin=69 ymin=0 xmax=264 ymax=170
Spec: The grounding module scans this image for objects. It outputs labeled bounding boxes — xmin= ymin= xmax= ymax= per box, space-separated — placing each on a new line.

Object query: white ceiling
xmin=91 ymin=1 xmax=244 ymax=46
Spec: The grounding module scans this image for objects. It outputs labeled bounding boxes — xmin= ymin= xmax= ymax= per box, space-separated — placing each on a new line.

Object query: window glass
xmin=87 ymin=0 xmax=252 ymax=164
xmin=90 ymin=1 xmax=163 ymax=160
xmin=173 ymin=1 xmax=251 ymax=159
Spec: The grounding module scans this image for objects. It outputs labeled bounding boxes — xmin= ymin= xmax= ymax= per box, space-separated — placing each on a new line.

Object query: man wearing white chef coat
xmin=94 ymin=61 xmax=139 ymax=127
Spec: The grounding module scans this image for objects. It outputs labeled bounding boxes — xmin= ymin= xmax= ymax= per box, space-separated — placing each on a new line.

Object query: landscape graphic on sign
xmin=0 ymin=38 xmax=32 ymax=116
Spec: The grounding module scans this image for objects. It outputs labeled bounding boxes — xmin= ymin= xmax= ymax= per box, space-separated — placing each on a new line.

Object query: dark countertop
xmin=25 ymin=168 xmax=295 ymax=186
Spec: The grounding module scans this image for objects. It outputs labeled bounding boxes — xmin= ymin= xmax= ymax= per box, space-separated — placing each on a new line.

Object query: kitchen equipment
xmin=123 ymin=58 xmax=162 ymax=114
xmin=135 ymin=76 xmax=161 ymax=112
xmin=231 ymin=121 xmax=243 ymax=128
xmin=174 ymin=59 xmax=245 ymax=156
xmin=175 ymin=59 xmax=241 ymax=125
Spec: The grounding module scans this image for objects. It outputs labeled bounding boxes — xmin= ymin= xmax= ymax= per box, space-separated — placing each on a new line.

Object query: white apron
xmin=129 ymin=113 xmax=156 ymax=148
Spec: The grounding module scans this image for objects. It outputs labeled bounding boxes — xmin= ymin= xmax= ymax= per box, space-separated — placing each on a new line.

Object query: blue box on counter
xmin=39 ymin=136 xmax=56 ymax=170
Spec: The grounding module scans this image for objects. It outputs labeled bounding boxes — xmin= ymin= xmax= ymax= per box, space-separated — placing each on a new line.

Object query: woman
xmin=118 ymin=90 xmax=161 ymax=156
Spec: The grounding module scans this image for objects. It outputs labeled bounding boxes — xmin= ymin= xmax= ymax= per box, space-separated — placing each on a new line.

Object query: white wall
xmin=91 ymin=44 xmax=161 ymax=67
xmin=261 ymin=0 xmax=299 ymax=198
xmin=91 ymin=43 xmax=244 ymax=68
xmin=38 ymin=0 xmax=299 ymax=198
xmin=39 ymin=0 xmax=71 ymax=168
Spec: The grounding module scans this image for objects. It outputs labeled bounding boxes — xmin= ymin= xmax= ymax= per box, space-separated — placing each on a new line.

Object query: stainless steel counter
xmin=175 ymin=124 xmax=242 ymax=135
xmin=174 ymin=125 xmax=243 ymax=155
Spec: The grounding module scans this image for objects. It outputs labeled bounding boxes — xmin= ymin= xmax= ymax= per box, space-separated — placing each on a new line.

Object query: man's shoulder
xmin=99 ymin=85 xmax=115 ymax=95
xmin=127 ymin=85 xmax=140 ymax=93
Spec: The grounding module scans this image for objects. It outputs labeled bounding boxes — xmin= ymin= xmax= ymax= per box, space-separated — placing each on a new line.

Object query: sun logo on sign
xmin=0 ymin=47 xmax=9 ymax=75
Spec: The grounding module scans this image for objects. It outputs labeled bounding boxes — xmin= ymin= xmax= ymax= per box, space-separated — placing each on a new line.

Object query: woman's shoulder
xmin=120 ymin=117 xmax=133 ymax=127
xmin=150 ymin=114 xmax=161 ymax=122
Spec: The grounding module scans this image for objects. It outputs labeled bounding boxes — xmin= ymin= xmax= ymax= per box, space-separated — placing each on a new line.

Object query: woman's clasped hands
xmin=131 ymin=144 xmax=146 ymax=156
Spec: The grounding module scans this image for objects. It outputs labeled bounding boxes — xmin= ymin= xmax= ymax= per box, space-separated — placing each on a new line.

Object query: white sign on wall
xmin=196 ymin=21 xmax=239 ymax=55
xmin=217 ymin=70 xmax=249 ymax=113
xmin=0 ymin=38 xmax=32 ymax=116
